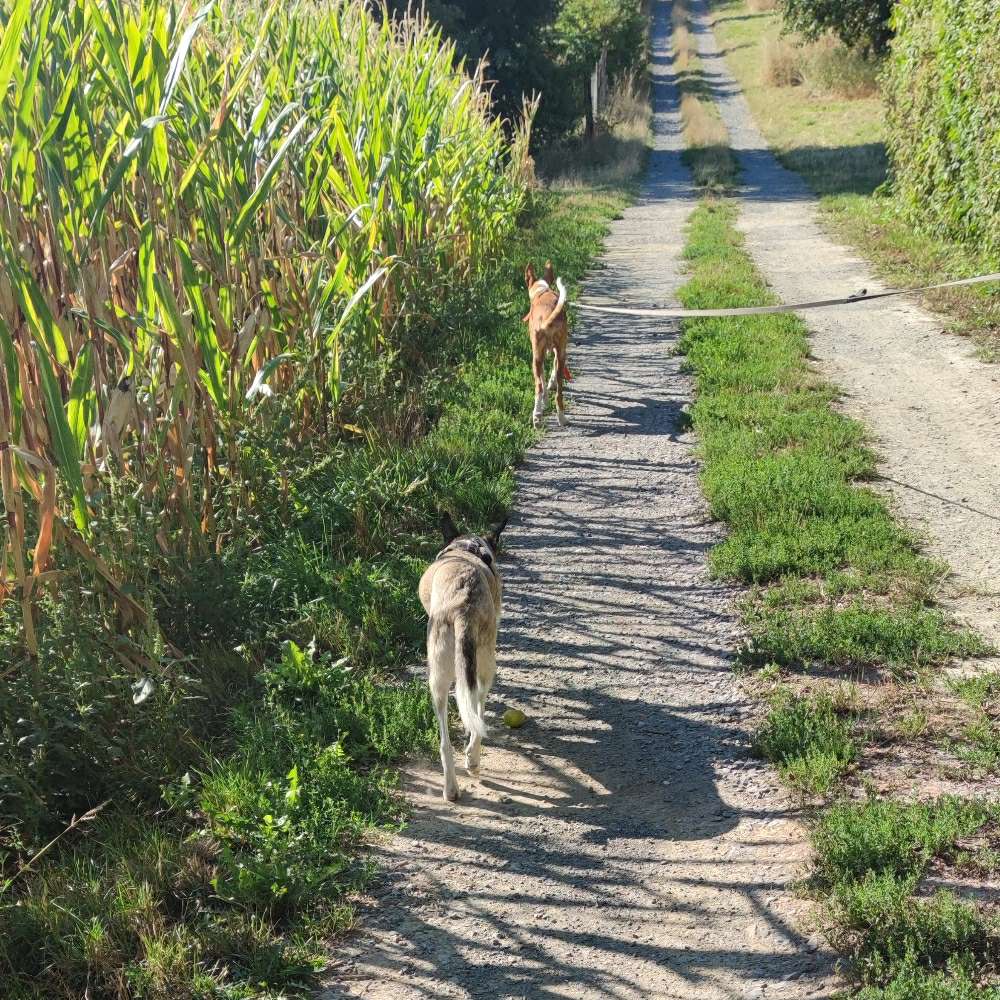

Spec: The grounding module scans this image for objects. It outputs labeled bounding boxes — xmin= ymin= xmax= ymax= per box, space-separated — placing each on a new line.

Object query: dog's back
xmin=525 ymin=266 xmax=569 ymax=348
xmin=420 ymin=549 xmax=499 ymax=737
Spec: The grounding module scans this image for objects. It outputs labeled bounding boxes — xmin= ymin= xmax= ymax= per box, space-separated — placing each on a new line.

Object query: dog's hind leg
xmin=554 ymin=343 xmax=568 ymax=427
xmin=466 ymin=724 xmax=482 ymax=777
xmin=467 ymin=629 xmax=497 ymax=776
xmin=547 ymin=350 xmax=559 ymax=393
xmin=532 ymin=347 xmax=547 ymax=428
xmin=428 ymin=616 xmax=459 ymax=801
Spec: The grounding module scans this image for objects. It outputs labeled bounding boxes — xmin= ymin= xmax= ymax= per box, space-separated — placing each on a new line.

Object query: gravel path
xmin=321 ymin=4 xmax=836 ymax=997
xmin=691 ymin=0 xmax=1000 ymax=650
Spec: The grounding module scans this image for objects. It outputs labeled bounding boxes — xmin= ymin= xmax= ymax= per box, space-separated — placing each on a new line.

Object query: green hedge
xmin=884 ymin=0 xmax=1000 ymax=265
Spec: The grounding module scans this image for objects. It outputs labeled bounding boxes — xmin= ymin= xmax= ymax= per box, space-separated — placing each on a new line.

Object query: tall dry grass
xmin=762 ymin=36 xmax=805 ymax=86
xmin=0 ymin=0 xmax=529 ymax=651
xmin=538 ymin=71 xmax=652 ymax=189
xmin=762 ymin=32 xmax=881 ymax=98
xmin=674 ymin=0 xmax=738 ymax=189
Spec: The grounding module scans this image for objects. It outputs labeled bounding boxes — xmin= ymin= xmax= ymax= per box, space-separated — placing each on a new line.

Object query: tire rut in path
xmin=322 ymin=3 xmax=836 ymax=997
xmin=691 ymin=0 xmax=1000 ymax=653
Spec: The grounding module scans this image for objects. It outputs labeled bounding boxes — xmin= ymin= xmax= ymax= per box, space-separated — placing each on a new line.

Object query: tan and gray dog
xmin=419 ymin=512 xmax=507 ymax=801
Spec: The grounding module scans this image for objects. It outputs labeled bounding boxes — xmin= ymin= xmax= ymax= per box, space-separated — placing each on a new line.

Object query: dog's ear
xmin=543 ymin=259 xmax=555 ymax=284
xmin=485 ymin=515 xmax=509 ymax=552
xmin=439 ymin=511 xmax=461 ymax=544
xmin=524 ymin=263 xmax=536 ymax=288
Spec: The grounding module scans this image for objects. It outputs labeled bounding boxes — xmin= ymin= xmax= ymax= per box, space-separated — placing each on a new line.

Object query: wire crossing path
xmin=573 ymin=270 xmax=1000 ymax=319
xmin=321 ymin=3 xmax=836 ymax=998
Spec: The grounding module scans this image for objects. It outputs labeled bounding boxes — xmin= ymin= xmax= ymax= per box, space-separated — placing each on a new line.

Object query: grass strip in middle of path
xmin=676 ymin=199 xmax=988 ymax=676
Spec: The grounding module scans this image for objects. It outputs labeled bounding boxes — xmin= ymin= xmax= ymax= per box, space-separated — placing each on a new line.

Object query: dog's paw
xmin=557 ymin=412 xmax=568 ymax=427
xmin=444 ymin=784 xmax=461 ymax=802
xmin=532 ymin=415 xmax=543 ymax=429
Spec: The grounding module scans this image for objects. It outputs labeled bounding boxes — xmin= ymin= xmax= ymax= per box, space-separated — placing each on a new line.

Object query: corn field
xmin=0 ymin=0 xmax=529 ymax=652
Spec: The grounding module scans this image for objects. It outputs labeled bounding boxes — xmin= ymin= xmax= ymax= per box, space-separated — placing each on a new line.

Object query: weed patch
xmin=811 ymin=799 xmax=1000 ymax=997
xmin=754 ymin=690 xmax=856 ymax=794
xmin=944 ymin=673 xmax=1000 ymax=775
xmin=813 ymin=798 xmax=992 ymax=885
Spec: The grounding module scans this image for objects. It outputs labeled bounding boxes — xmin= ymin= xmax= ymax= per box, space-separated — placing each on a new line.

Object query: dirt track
xmin=320 ymin=3 xmax=837 ymax=997
xmin=692 ymin=0 xmax=1000 ymax=653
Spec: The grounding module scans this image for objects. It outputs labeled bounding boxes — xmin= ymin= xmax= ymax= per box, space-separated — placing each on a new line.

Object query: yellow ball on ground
xmin=502 ymin=708 xmax=527 ymax=729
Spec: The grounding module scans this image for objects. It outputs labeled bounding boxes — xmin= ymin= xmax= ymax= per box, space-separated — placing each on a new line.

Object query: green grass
xmin=743 ymin=602 xmax=984 ymax=674
xmin=946 ymin=673 xmax=1000 ymax=774
xmin=948 ymin=826 xmax=1000 ymax=881
xmin=710 ymin=0 xmax=1000 ymax=358
xmin=0 ymin=183 xmax=634 ymax=999
xmin=676 ymin=199 xmax=987 ymax=673
xmin=813 ymin=798 xmax=992 ymax=885
xmin=949 ymin=674 xmax=1000 ymax=711
xmin=811 ymin=799 xmax=1000 ymax=998
xmin=754 ymin=690 xmax=856 ymax=794
xmin=953 ymin=719 xmax=1000 ymax=775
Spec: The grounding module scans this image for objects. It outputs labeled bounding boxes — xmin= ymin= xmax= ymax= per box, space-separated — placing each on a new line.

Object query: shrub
xmin=884 ymin=0 xmax=1000 ymax=267
xmin=551 ymin=0 xmax=646 ymax=138
xmin=762 ymin=37 xmax=804 ymax=88
xmin=800 ymin=36 xmax=881 ymax=98
xmin=813 ymin=798 xmax=991 ymax=886
xmin=812 ymin=799 xmax=1000 ymax=997
xmin=833 ymin=874 xmax=992 ymax=980
xmin=780 ymin=0 xmax=894 ymax=55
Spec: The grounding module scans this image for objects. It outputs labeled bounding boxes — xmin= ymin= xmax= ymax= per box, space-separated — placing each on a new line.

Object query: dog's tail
xmin=538 ymin=278 xmax=567 ymax=331
xmin=454 ymin=616 xmax=487 ymax=740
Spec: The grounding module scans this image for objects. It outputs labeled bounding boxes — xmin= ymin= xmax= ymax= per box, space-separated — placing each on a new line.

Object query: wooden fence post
xmin=589 ymin=43 xmax=609 ymax=138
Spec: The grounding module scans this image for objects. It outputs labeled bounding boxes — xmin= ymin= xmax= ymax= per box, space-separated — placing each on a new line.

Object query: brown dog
xmin=523 ymin=261 xmax=571 ymax=428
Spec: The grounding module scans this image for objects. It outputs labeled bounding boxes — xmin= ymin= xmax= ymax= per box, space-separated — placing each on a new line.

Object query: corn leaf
xmin=33 ymin=343 xmax=89 ymax=534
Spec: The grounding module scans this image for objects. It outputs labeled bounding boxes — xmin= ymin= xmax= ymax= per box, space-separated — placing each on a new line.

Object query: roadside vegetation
xmin=677 ymin=200 xmax=986 ymax=674
xmin=0 ymin=186 xmax=627 ymax=1000
xmin=679 ymin=192 xmax=1000 ymax=1000
xmin=383 ymin=0 xmax=646 ymax=144
xmin=710 ymin=0 xmax=1000 ymax=358
xmin=674 ymin=12 xmax=1000 ymax=996
xmin=0 ymin=0 xmax=647 ymax=995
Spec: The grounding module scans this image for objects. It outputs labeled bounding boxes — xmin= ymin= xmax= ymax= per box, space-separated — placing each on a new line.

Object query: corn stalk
xmin=0 ymin=0 xmax=528 ymax=647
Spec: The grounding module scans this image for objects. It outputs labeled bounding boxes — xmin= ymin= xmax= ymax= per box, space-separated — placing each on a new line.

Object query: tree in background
xmin=383 ymin=0 xmax=574 ymax=141
xmin=384 ymin=0 xmax=645 ymax=142
xmin=780 ymin=0 xmax=895 ymax=55
xmin=551 ymin=0 xmax=645 ymax=139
